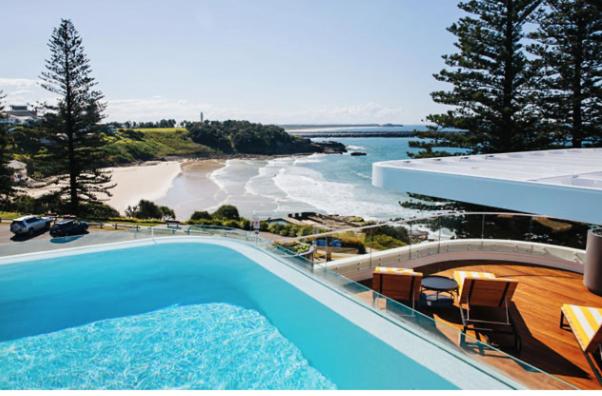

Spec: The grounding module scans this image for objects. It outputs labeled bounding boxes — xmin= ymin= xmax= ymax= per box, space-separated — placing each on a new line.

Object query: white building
xmin=1 ymin=104 xmax=39 ymax=125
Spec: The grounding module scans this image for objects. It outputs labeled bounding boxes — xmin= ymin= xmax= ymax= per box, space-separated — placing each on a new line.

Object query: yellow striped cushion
xmin=562 ymin=304 xmax=602 ymax=352
xmin=373 ymin=266 xmax=418 ymax=275
xmin=454 ymin=271 xmax=496 ymax=298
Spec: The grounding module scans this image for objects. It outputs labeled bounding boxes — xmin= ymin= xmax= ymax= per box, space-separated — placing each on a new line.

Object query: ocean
xmin=158 ymin=137 xmax=460 ymax=221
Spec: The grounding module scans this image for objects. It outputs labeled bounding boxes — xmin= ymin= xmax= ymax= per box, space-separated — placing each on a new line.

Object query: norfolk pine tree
xmin=40 ymin=19 xmax=113 ymax=214
xmin=529 ymin=0 xmax=602 ymax=147
xmin=415 ymin=0 xmax=543 ymax=156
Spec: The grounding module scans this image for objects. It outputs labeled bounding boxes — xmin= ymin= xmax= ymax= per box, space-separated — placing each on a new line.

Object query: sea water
xmin=159 ymin=137 xmax=459 ymax=219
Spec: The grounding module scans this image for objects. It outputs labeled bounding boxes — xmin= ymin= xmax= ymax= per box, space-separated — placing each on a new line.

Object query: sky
xmin=0 ymin=0 xmax=462 ymax=124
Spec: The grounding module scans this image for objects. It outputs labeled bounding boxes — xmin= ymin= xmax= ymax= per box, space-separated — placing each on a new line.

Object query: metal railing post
xmin=481 ymin=214 xmax=485 ymax=240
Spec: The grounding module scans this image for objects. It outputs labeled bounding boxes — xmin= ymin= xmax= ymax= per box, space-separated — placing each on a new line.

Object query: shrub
xmin=372 ymin=225 xmax=410 ymax=244
xmin=8 ymin=194 xmax=119 ymax=219
xmin=222 ymin=219 xmax=241 ymax=228
xmin=126 ymin=199 xmax=175 ymax=220
xmin=190 ymin=210 xmax=211 ymax=221
xmin=366 ymin=234 xmax=406 ymax=250
xmin=212 ymin=204 xmax=240 ymax=220
xmin=239 ymin=218 xmax=251 ymax=230
xmin=332 ymin=232 xmax=367 ymax=254
xmin=159 ymin=206 xmax=175 ymax=219
xmin=80 ymin=202 xmax=120 ymax=219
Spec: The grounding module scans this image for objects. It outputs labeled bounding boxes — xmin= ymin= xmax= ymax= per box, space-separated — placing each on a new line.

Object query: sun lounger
xmin=372 ymin=266 xmax=423 ymax=309
xmin=453 ymin=270 xmax=520 ymax=350
xmin=560 ymin=304 xmax=602 ymax=357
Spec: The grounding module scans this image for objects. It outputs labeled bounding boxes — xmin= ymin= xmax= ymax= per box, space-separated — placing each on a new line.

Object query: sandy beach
xmin=155 ymin=159 xmax=226 ymax=219
xmin=106 ymin=161 xmax=184 ymax=213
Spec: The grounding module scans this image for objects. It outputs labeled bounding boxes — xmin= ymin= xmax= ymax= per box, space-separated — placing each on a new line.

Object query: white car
xmin=10 ymin=215 xmax=52 ymax=236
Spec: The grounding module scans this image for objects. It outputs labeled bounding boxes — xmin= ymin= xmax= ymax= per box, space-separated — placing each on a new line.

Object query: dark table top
xmin=422 ymin=275 xmax=458 ymax=292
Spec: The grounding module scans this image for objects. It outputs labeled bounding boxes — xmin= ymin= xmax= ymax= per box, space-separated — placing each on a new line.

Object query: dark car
xmin=50 ymin=219 xmax=89 ymax=237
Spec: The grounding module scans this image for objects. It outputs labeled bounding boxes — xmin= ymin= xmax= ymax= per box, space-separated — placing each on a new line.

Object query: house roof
xmin=372 ymin=148 xmax=602 ymax=224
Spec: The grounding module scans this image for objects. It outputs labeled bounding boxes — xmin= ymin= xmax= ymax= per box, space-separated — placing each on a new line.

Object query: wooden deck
xmin=362 ymin=262 xmax=602 ymax=389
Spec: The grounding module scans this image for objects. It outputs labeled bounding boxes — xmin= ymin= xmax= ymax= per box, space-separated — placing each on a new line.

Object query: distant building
xmin=200 ymin=112 xmax=204 ymax=123
xmin=1 ymin=104 xmax=39 ymax=125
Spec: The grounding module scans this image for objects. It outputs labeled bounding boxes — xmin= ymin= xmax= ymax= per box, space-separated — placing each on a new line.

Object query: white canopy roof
xmin=372 ymin=148 xmax=602 ymax=224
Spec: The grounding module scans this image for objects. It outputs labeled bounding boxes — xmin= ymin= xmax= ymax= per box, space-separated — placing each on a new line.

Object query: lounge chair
xmin=453 ymin=270 xmax=520 ymax=351
xmin=560 ymin=304 xmax=602 ymax=358
xmin=372 ymin=266 xmax=423 ymax=309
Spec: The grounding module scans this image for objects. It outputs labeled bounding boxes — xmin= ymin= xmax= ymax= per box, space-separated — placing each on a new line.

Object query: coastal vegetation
xmin=125 ymin=199 xmax=175 ymax=220
xmin=102 ymin=128 xmax=212 ymax=165
xmin=0 ymin=91 xmax=13 ymax=204
xmin=5 ymin=193 xmax=119 ymax=219
xmin=186 ymin=120 xmax=345 ymax=155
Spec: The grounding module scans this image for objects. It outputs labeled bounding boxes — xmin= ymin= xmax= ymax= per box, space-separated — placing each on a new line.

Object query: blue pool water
xmin=0 ymin=303 xmax=334 ymax=389
xmin=0 ymin=241 xmax=459 ymax=390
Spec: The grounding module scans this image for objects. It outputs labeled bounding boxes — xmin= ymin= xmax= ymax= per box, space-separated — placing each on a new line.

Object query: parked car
xmin=10 ymin=215 xmax=52 ymax=236
xmin=50 ymin=219 xmax=89 ymax=237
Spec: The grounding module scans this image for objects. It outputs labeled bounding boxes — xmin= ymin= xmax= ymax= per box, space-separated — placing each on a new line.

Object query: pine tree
xmin=40 ymin=19 xmax=113 ymax=214
xmin=528 ymin=0 xmax=602 ymax=147
xmin=0 ymin=91 xmax=15 ymax=203
xmin=421 ymin=0 xmax=543 ymax=155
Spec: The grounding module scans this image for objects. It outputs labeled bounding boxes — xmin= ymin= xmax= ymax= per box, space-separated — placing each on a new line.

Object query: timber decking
xmin=363 ymin=262 xmax=602 ymax=389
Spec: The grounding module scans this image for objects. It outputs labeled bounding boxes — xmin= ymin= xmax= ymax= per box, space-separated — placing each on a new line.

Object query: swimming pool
xmin=0 ymin=237 xmax=515 ymax=389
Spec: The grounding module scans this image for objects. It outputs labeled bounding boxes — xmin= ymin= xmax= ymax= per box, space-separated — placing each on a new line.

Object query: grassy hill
xmin=102 ymin=128 xmax=214 ymax=164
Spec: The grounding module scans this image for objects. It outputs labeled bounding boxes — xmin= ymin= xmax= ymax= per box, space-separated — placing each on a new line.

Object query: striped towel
xmin=454 ymin=271 xmax=496 ymax=297
xmin=373 ymin=266 xmax=418 ymax=275
xmin=562 ymin=304 xmax=602 ymax=352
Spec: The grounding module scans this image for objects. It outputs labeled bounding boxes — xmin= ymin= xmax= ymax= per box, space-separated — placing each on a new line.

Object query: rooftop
xmin=373 ymin=148 xmax=602 ymax=224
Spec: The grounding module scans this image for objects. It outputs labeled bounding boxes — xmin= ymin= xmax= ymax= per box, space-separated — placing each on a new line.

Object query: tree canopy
xmin=0 ymin=91 xmax=14 ymax=203
xmin=528 ymin=0 xmax=602 ymax=147
xmin=425 ymin=0 xmax=543 ymax=155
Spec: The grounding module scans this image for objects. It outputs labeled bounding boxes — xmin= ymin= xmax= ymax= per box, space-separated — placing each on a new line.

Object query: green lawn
xmin=0 ymin=211 xmax=21 ymax=220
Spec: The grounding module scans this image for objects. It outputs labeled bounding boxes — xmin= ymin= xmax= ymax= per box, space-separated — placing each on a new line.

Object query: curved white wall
xmin=325 ymin=239 xmax=586 ymax=281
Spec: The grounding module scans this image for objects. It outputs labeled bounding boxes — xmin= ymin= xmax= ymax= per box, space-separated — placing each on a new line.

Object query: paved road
xmin=0 ymin=223 xmax=150 ymax=258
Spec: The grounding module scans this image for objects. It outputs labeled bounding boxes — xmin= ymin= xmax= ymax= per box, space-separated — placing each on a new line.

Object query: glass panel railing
xmin=264 ymin=242 xmax=576 ymax=390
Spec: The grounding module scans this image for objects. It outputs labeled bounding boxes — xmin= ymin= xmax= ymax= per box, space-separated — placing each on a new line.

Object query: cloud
xmin=107 ymin=98 xmax=406 ymax=124
xmin=0 ymin=77 xmax=56 ymax=106
xmin=1 ymin=77 xmax=406 ymax=123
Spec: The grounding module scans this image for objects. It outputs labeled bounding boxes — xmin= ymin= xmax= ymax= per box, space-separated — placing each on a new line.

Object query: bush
xmin=80 ymin=201 xmax=120 ymax=219
xmin=190 ymin=211 xmax=211 ymax=221
xmin=126 ymin=199 xmax=175 ymax=220
xmin=239 ymin=218 xmax=251 ymax=230
xmin=222 ymin=219 xmax=241 ymax=228
xmin=212 ymin=204 xmax=239 ymax=220
xmin=336 ymin=233 xmax=367 ymax=254
xmin=373 ymin=225 xmax=410 ymax=244
xmin=159 ymin=206 xmax=175 ymax=219
xmin=366 ymin=234 xmax=406 ymax=250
